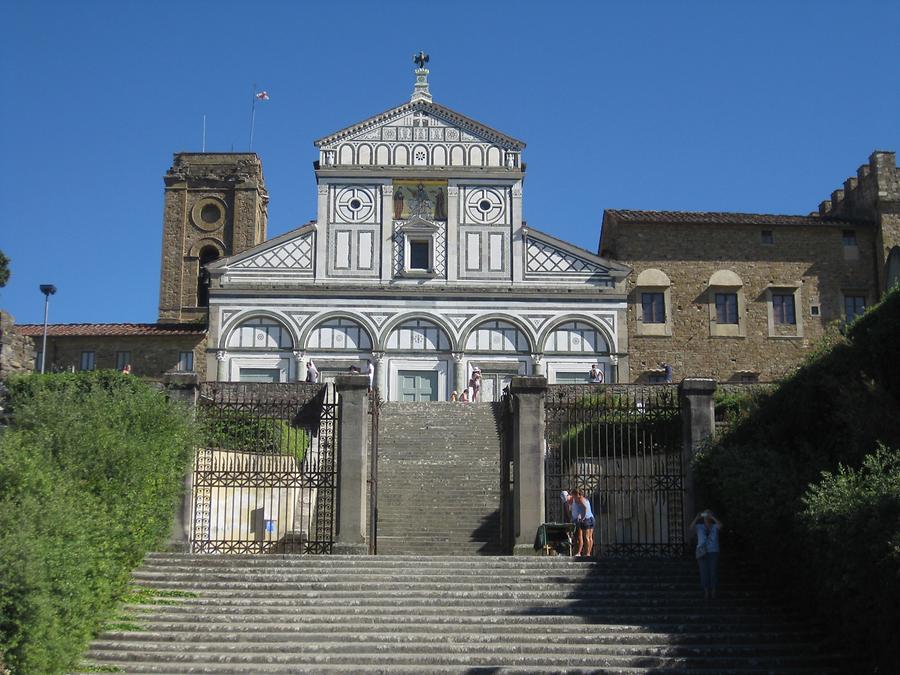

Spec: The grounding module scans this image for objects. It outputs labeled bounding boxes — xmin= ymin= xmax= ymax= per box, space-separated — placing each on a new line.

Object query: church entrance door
xmin=398 ymin=370 xmax=438 ymax=401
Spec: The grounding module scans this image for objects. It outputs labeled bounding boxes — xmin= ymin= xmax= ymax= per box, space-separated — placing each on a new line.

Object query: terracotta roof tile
xmin=605 ymin=209 xmax=867 ymax=227
xmin=14 ymin=323 xmax=207 ymax=338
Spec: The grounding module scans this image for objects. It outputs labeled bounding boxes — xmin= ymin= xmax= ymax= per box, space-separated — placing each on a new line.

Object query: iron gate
xmin=544 ymin=384 xmax=684 ymax=557
xmin=191 ymin=382 xmax=337 ymax=554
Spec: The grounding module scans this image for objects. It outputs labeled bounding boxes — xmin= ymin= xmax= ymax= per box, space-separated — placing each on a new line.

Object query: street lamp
xmin=39 ymin=284 xmax=56 ymax=374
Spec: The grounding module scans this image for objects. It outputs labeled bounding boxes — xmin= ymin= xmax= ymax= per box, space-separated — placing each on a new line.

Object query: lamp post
xmin=39 ymin=284 xmax=56 ymax=374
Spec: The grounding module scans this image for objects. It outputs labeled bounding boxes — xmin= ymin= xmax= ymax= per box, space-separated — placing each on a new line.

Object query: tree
xmin=0 ymin=250 xmax=8 ymax=288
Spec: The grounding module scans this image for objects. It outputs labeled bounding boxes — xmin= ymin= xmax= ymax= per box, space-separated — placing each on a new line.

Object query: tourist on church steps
xmin=692 ymin=510 xmax=723 ymax=600
xmin=562 ymin=489 xmax=595 ymax=558
xmin=468 ymin=368 xmax=482 ymax=401
xmin=589 ymin=365 xmax=603 ymax=383
xmin=306 ymin=360 xmax=319 ymax=383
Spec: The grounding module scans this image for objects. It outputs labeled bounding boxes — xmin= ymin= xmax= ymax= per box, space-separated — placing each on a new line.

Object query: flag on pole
xmin=255 ymin=91 xmax=270 ymax=101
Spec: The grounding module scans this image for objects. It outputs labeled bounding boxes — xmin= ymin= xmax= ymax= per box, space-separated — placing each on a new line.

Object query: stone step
xmin=82 ymin=647 xmax=844 ymax=670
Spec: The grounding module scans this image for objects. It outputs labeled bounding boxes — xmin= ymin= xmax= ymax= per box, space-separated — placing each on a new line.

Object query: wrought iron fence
xmin=544 ymin=384 xmax=684 ymax=558
xmin=191 ymin=382 xmax=337 ymax=554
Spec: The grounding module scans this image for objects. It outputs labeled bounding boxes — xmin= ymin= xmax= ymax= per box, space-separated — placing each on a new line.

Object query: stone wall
xmin=158 ymin=153 xmax=269 ymax=323
xmin=40 ymin=334 xmax=207 ymax=380
xmin=0 ymin=311 xmax=35 ymax=377
xmin=605 ymin=221 xmax=878 ymax=383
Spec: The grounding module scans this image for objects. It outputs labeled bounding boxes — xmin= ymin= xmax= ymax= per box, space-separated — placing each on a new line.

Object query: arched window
xmin=307 ymin=318 xmax=372 ymax=351
xmin=197 ymin=245 xmax=220 ymax=307
xmin=386 ymin=319 xmax=450 ymax=351
xmin=465 ymin=320 xmax=529 ymax=353
xmin=226 ymin=317 xmax=293 ymax=350
xmin=545 ymin=321 xmax=609 ymax=354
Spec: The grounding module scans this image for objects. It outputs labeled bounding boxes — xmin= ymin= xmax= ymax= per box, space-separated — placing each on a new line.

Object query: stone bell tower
xmin=158 ymin=153 xmax=268 ymax=323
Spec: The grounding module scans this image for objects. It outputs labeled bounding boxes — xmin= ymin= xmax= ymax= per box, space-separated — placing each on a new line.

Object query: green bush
xmin=800 ymin=445 xmax=900 ymax=667
xmin=0 ymin=372 xmax=196 ymax=674
xmin=200 ymin=407 xmax=309 ymax=462
xmin=694 ymin=287 xmax=900 ymax=670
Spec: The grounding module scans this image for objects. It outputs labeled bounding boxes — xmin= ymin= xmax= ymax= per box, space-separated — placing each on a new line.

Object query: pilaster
xmin=511 ymin=181 xmax=524 ymax=283
xmin=509 ymin=376 xmax=548 ymax=555
xmin=334 ymin=374 xmax=370 ymax=554
xmin=315 ymin=184 xmax=329 ymax=281
xmin=381 ymin=185 xmax=394 ymax=281
xmin=446 ymin=184 xmax=459 ymax=282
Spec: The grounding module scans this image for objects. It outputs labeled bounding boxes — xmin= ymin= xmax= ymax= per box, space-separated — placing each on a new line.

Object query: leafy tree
xmin=0 ymin=249 xmax=9 ymax=288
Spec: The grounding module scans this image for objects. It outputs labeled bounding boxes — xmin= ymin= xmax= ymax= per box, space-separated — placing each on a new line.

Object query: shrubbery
xmin=0 ymin=372 xmax=197 ymax=674
xmin=695 ymin=288 xmax=900 ymax=671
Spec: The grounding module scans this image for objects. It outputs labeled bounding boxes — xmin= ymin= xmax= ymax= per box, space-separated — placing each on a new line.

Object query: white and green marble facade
xmin=206 ymin=66 xmax=630 ymax=400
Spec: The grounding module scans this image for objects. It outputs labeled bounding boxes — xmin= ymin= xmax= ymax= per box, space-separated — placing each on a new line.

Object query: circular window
xmin=334 ymin=187 xmax=375 ymax=222
xmin=349 ymin=198 xmax=362 ymax=211
xmin=479 ymin=199 xmax=492 ymax=212
xmin=191 ymin=197 xmax=227 ymax=230
xmin=200 ymin=203 xmax=221 ymax=224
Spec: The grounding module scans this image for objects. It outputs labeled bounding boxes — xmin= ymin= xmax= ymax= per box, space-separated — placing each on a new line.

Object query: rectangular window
xmin=715 ymin=293 xmax=738 ymax=324
xmin=842 ymin=230 xmax=857 ymax=246
xmin=772 ymin=293 xmax=796 ymax=325
xmin=844 ymin=295 xmax=866 ymax=321
xmin=761 ymin=230 xmax=774 ymax=245
xmin=641 ymin=292 xmax=665 ymax=323
xmin=409 ymin=240 xmax=430 ymax=270
xmin=115 ymin=351 xmax=131 ymax=371
xmin=80 ymin=351 xmax=95 ymax=371
xmin=177 ymin=351 xmax=194 ymax=372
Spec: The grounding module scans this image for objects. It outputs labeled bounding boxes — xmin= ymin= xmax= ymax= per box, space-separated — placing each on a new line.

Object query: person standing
xmin=589 ymin=365 xmax=603 ymax=383
xmin=692 ymin=510 xmax=723 ymax=600
xmin=306 ymin=360 xmax=319 ymax=383
xmin=561 ymin=489 xmax=595 ymax=558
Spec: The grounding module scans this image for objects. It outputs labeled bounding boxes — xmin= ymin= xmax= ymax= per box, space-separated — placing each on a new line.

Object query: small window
xmin=844 ymin=295 xmax=866 ymax=321
xmin=842 ymin=230 xmax=857 ymax=246
xmin=772 ymin=293 xmax=796 ymax=325
xmin=715 ymin=293 xmax=738 ymax=324
xmin=761 ymin=230 xmax=774 ymax=245
xmin=80 ymin=351 xmax=96 ymax=372
xmin=409 ymin=240 xmax=430 ymax=270
xmin=115 ymin=351 xmax=131 ymax=371
xmin=810 ymin=305 xmax=821 ymax=316
xmin=177 ymin=351 xmax=194 ymax=372
xmin=641 ymin=292 xmax=665 ymax=323
xmin=739 ymin=373 xmax=758 ymax=384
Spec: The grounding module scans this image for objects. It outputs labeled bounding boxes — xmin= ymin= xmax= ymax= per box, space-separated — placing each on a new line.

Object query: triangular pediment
xmin=315 ymin=100 xmax=525 ymax=151
xmin=210 ymin=223 xmax=315 ymax=275
xmin=525 ymin=228 xmax=630 ymax=280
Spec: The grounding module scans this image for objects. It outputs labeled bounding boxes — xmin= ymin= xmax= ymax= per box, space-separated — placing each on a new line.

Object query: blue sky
xmin=1 ymin=0 xmax=898 ymax=324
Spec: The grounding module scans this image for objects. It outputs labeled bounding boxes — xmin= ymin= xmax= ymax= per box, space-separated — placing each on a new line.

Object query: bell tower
xmin=158 ymin=153 xmax=268 ymax=322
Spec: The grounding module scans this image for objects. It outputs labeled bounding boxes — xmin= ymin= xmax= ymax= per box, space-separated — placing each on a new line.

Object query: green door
xmin=398 ymin=370 xmax=438 ymax=402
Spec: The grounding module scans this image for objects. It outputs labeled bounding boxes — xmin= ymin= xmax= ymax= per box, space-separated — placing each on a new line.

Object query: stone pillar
xmin=608 ymin=354 xmax=619 ymax=384
xmin=679 ymin=378 xmax=717 ymax=543
xmin=294 ymin=351 xmax=308 ymax=382
xmin=452 ymin=352 xmax=466 ymax=395
xmin=162 ymin=372 xmax=200 ymax=552
xmin=215 ymin=350 xmax=227 ymax=381
xmin=334 ymin=374 xmax=370 ymax=554
xmin=531 ymin=353 xmax=544 ymax=377
xmin=372 ymin=351 xmax=386 ymax=396
xmin=510 ymin=376 xmax=548 ymax=555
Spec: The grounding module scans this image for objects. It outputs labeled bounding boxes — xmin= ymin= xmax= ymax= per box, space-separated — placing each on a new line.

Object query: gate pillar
xmin=510 ymin=376 xmax=548 ymax=555
xmin=334 ymin=374 xmax=370 ymax=554
xmin=679 ymin=378 xmax=717 ymax=543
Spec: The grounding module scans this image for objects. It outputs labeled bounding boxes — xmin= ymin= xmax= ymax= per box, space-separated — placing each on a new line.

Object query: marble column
xmin=372 ymin=351 xmax=386 ymax=395
xmin=215 ymin=350 xmax=227 ymax=381
xmin=294 ymin=351 xmax=308 ymax=382
xmin=531 ymin=352 xmax=544 ymax=376
xmin=452 ymin=352 xmax=466 ymax=395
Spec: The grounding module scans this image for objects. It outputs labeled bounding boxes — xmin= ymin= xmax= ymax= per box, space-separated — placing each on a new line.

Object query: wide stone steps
xmin=77 ymin=554 xmax=848 ymax=673
xmin=376 ymin=402 xmax=503 ymax=555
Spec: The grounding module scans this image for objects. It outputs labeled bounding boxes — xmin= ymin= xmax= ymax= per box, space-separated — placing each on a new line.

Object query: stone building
xmin=8 ymin=63 xmax=899 ymax=390
xmin=600 ymin=151 xmax=900 ymax=383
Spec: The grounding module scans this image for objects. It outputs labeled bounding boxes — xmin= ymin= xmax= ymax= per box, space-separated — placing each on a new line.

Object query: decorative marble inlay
xmin=232 ymin=235 xmax=313 ymax=270
xmin=526 ymin=239 xmax=607 ymax=276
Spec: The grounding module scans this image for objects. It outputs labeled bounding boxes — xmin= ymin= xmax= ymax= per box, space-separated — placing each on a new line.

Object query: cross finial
xmin=413 ymin=51 xmax=429 ymax=69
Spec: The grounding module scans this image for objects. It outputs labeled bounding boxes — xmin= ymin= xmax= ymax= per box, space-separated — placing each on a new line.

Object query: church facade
xmin=7 ymin=62 xmax=899 ymax=391
xmin=203 ymin=65 xmax=629 ymax=401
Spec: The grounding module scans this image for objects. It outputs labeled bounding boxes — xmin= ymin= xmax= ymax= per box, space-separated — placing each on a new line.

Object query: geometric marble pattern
xmin=232 ymin=235 xmax=313 ymax=270
xmin=526 ymin=238 xmax=606 ymax=275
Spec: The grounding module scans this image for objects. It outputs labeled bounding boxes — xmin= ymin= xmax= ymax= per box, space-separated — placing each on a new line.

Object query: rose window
xmin=335 ymin=187 xmax=375 ymax=223
xmin=465 ymin=188 xmax=504 ymax=224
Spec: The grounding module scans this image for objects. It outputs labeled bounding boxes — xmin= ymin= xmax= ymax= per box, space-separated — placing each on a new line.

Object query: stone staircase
xmin=78 ymin=553 xmax=848 ymax=673
xmin=375 ymin=402 xmax=504 ymax=555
